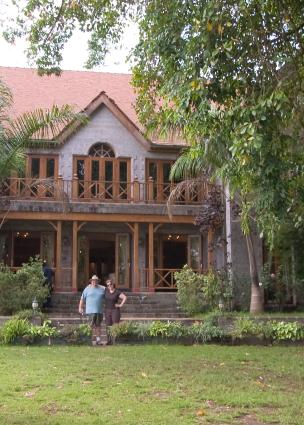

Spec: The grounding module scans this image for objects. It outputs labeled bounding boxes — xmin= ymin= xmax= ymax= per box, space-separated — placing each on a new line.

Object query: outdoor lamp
xmin=32 ymin=298 xmax=38 ymax=313
xmin=218 ymin=299 xmax=224 ymax=310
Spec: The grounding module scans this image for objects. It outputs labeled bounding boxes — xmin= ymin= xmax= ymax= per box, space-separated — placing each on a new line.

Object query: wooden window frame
xmin=73 ymin=155 xmax=131 ymax=201
xmin=146 ymin=159 xmax=174 ymax=202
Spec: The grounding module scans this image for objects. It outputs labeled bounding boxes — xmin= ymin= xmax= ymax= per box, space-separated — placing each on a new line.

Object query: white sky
xmin=0 ymin=6 xmax=138 ymax=73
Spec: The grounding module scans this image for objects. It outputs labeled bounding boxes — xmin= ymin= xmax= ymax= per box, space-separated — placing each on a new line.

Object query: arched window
xmin=88 ymin=143 xmax=115 ymax=158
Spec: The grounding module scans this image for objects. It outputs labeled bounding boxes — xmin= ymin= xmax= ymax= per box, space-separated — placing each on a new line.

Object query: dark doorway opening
xmin=14 ymin=235 xmax=40 ymax=266
xmin=156 ymin=240 xmax=187 ymax=292
xmin=89 ymin=240 xmax=115 ymax=284
xmin=162 ymin=240 xmax=187 ymax=269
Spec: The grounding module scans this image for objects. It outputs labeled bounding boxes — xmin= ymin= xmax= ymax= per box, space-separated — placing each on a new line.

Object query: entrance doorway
xmin=89 ymin=239 xmax=115 ymax=284
xmin=78 ymin=233 xmax=130 ymax=290
xmin=14 ymin=233 xmax=40 ymax=266
xmin=162 ymin=240 xmax=187 ymax=269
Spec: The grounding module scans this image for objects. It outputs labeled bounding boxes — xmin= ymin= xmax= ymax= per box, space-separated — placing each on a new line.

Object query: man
xmin=78 ymin=275 xmax=105 ymax=345
xmin=42 ymin=260 xmax=54 ymax=308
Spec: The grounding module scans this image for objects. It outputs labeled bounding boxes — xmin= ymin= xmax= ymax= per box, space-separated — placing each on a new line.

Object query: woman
xmin=104 ymin=279 xmax=127 ymax=344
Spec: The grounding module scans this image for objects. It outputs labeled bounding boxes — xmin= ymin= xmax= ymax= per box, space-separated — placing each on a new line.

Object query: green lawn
xmin=0 ymin=345 xmax=303 ymax=424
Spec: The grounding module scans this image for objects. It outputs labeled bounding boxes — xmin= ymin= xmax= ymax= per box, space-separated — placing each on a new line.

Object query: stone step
xmin=48 ymin=292 xmax=184 ymax=318
xmin=49 ymin=316 xmax=190 ymax=326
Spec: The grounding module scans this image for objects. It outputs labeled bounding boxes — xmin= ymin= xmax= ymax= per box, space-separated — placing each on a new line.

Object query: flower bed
xmin=1 ymin=315 xmax=304 ymax=346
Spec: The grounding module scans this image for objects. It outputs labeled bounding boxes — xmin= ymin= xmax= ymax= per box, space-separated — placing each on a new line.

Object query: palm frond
xmin=170 ymin=143 xmax=210 ymax=181
xmin=8 ymin=105 xmax=87 ymax=142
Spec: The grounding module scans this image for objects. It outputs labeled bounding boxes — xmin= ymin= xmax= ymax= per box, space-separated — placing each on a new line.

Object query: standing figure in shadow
xmin=42 ymin=260 xmax=54 ymax=308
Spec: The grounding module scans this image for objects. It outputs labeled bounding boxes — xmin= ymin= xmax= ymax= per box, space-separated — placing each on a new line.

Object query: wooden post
xmin=147 ymin=177 xmax=154 ymax=202
xmin=72 ymin=174 xmax=78 ymax=200
xmin=133 ymin=176 xmax=140 ymax=203
xmin=10 ymin=171 xmax=18 ymax=197
xmin=72 ymin=220 xmax=78 ymax=292
xmin=55 ymin=175 xmax=63 ymax=200
xmin=133 ymin=223 xmax=139 ymax=289
xmin=207 ymin=228 xmax=214 ymax=269
xmin=148 ymin=223 xmax=154 ymax=291
xmin=55 ymin=220 xmax=62 ymax=291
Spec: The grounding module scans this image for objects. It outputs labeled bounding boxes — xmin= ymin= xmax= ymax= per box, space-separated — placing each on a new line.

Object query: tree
xmin=4 ymin=0 xmax=304 ymax=313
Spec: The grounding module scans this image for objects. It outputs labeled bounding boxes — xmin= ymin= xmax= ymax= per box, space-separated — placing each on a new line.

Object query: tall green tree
xmin=4 ymin=0 xmax=304 ymax=312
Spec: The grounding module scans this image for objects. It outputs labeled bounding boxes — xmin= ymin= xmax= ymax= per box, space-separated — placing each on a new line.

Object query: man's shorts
xmin=87 ymin=313 xmax=103 ymax=327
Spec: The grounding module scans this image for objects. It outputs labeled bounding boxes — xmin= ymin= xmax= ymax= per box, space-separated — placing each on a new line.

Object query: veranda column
xmin=207 ymin=228 xmax=214 ymax=269
xmin=55 ymin=220 xmax=62 ymax=291
xmin=148 ymin=223 xmax=154 ymax=291
xmin=133 ymin=223 xmax=139 ymax=289
xmin=72 ymin=220 xmax=78 ymax=292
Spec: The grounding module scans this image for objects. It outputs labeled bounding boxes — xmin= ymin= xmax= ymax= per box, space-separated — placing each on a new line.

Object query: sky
xmin=0 ymin=5 xmax=137 ymax=73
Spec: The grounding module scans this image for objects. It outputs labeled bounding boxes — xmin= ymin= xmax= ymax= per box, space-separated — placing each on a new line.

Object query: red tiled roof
xmin=0 ymin=66 xmax=138 ymax=124
xmin=0 ymin=66 xmax=186 ymax=146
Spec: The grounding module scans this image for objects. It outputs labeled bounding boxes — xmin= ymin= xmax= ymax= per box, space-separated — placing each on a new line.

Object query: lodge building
xmin=0 ymin=67 xmax=260 ymax=295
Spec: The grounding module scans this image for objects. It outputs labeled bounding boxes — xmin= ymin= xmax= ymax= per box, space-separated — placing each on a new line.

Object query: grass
xmin=0 ymin=345 xmax=303 ymax=424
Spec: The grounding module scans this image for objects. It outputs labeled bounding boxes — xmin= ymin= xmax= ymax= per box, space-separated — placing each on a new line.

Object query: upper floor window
xmin=88 ymin=143 xmax=115 ymax=158
xmin=27 ymin=155 xmax=58 ymax=179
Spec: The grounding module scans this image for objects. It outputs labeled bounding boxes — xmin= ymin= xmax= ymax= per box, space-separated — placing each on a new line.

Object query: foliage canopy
xmin=5 ymin=0 xmax=304 ymax=244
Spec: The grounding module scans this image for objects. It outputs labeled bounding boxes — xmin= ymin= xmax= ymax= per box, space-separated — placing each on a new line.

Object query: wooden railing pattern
xmin=143 ymin=268 xmax=206 ymax=290
xmin=0 ymin=177 xmax=215 ymax=205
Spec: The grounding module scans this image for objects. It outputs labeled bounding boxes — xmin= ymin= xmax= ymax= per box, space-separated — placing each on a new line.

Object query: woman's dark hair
xmin=106 ymin=279 xmax=115 ymax=288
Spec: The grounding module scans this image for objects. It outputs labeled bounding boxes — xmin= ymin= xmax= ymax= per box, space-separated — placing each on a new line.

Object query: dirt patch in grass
xmin=240 ymin=414 xmax=266 ymax=425
xmin=151 ymin=390 xmax=171 ymax=400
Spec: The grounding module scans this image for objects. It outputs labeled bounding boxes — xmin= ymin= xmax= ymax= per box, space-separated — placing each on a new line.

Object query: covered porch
xmin=0 ymin=218 xmax=217 ymax=292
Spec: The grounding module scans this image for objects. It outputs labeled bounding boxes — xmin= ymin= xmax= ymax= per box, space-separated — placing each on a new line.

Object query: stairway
xmin=47 ymin=292 xmax=186 ymax=321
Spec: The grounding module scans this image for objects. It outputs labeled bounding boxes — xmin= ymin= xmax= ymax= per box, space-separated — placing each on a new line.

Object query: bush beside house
xmin=0 ymin=258 xmax=49 ymax=315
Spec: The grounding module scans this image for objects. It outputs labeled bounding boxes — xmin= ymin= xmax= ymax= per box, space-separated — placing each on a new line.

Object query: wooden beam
xmin=125 ymin=223 xmax=134 ymax=233
xmin=77 ymin=221 xmax=87 ymax=232
xmin=55 ymin=220 xmax=62 ymax=291
xmin=47 ymin=221 xmax=58 ymax=231
xmin=5 ymin=211 xmax=195 ymax=223
xmin=148 ymin=223 xmax=154 ymax=291
xmin=154 ymin=223 xmax=163 ymax=233
xmin=133 ymin=223 xmax=139 ymax=289
xmin=72 ymin=221 xmax=78 ymax=292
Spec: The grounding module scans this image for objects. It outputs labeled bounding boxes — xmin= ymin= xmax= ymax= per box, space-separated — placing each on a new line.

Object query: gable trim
xmin=56 ymin=91 xmax=152 ymax=150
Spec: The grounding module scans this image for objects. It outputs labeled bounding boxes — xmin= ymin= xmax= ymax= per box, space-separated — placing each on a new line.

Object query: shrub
xmin=78 ymin=323 xmax=92 ymax=337
xmin=0 ymin=318 xmax=31 ymax=344
xmin=175 ymin=266 xmax=235 ymax=315
xmin=175 ymin=265 xmax=205 ymax=315
xmin=202 ymin=270 xmax=222 ymax=310
xmin=232 ymin=317 xmax=263 ymax=339
xmin=31 ymin=320 xmax=59 ymax=338
xmin=108 ymin=321 xmax=137 ymax=339
xmin=148 ymin=321 xmax=189 ymax=339
xmin=57 ymin=324 xmax=92 ymax=342
xmin=133 ymin=322 xmax=150 ymax=340
xmin=271 ymin=321 xmax=304 ymax=341
xmin=188 ymin=321 xmax=226 ymax=343
xmin=0 ymin=258 xmax=49 ymax=315
xmin=15 ymin=309 xmax=45 ymax=322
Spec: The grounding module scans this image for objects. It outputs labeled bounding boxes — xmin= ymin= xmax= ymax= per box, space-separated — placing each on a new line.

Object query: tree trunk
xmin=245 ymin=231 xmax=264 ymax=314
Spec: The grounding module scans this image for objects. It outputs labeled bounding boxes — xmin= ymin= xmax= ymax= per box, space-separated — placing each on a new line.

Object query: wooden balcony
xmin=1 ymin=177 xmax=214 ymax=205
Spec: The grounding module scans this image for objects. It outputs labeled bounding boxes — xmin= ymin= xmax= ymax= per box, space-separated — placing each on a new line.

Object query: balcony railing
xmin=0 ymin=177 xmax=214 ymax=205
xmin=142 ymin=268 xmax=206 ymax=290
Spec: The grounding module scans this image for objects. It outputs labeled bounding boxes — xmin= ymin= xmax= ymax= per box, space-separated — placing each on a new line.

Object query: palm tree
xmin=0 ymin=78 xmax=87 ymax=227
xmin=0 ymin=79 xmax=86 ymax=180
xmin=169 ymin=142 xmax=264 ymax=314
